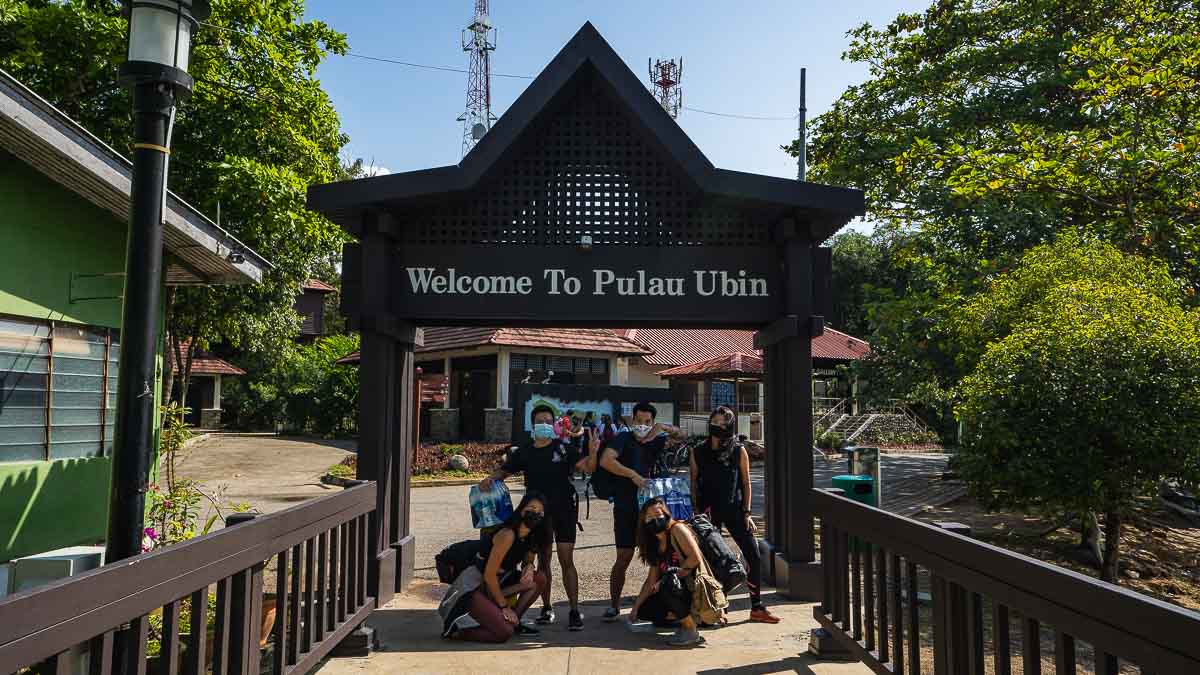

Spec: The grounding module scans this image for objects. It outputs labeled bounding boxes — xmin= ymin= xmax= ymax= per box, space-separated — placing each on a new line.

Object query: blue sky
xmin=305 ymin=1 xmax=927 ymax=185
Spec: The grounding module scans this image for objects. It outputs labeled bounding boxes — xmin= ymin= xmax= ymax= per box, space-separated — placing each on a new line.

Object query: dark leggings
xmin=635 ymin=576 xmax=691 ymax=622
xmin=715 ymin=510 xmax=764 ymax=607
xmin=457 ymin=571 xmax=548 ymax=643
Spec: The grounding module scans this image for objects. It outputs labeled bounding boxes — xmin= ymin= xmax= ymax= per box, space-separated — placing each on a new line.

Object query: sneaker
xmin=666 ymin=627 xmax=704 ymax=646
xmin=568 ymin=609 xmax=584 ymax=631
xmin=602 ymin=607 xmax=620 ymax=623
xmin=515 ymin=623 xmax=540 ymax=637
xmin=535 ymin=608 xmax=556 ymax=625
xmin=749 ymin=607 xmax=781 ymax=624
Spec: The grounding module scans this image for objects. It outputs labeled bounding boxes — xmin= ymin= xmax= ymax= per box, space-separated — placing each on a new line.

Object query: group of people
xmin=449 ymin=402 xmax=778 ymax=647
xmin=554 ymin=408 xmax=627 ymax=446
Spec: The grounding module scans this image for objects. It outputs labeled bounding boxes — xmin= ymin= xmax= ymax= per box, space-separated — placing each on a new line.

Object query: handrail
xmin=812 ymin=488 xmax=1200 ymax=673
xmin=813 ymin=398 xmax=848 ymax=432
xmin=0 ymin=481 xmax=378 ymax=675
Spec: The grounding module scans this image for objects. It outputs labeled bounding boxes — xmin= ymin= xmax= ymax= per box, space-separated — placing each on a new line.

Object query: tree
xmin=953 ymin=239 xmax=1200 ymax=582
xmin=0 ymin=0 xmax=352 ymax=403
xmin=794 ymin=0 xmax=1200 ymax=412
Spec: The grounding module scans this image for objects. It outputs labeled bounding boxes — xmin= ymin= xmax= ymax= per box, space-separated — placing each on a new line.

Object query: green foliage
xmin=224 ymin=333 xmax=359 ymax=437
xmin=953 ymin=241 xmax=1200 ymax=578
xmin=440 ymin=443 xmax=465 ymax=457
xmin=145 ymin=405 xmax=225 ymax=550
xmin=325 ymin=462 xmax=355 ymax=480
xmin=816 ymin=432 xmax=848 ymax=452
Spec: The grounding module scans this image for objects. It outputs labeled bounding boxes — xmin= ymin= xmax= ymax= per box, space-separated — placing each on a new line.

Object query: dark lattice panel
xmin=397 ymin=70 xmax=773 ymax=247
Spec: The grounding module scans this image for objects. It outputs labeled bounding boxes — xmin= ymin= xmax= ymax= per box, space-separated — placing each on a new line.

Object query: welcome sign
xmin=387 ymin=245 xmax=780 ymax=327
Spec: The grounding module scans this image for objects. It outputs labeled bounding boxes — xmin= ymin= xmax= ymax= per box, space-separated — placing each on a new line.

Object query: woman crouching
xmin=443 ymin=492 xmax=550 ymax=642
xmin=630 ymin=498 xmax=706 ymax=646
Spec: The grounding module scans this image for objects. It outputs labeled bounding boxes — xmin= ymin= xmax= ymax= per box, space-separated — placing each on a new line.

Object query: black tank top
xmin=478 ymin=527 xmax=531 ymax=574
xmin=694 ymin=440 xmax=744 ymax=512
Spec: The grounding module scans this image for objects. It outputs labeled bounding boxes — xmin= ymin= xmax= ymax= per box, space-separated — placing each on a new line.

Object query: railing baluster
xmin=347 ymin=518 xmax=358 ymax=614
xmin=328 ymin=524 xmax=340 ymax=631
xmin=1023 ymin=617 xmax=1042 ymax=675
xmin=48 ymin=648 xmax=73 ymax=675
xmin=133 ymin=615 xmax=149 ymax=675
xmin=212 ymin=578 xmax=232 ymax=675
xmin=863 ymin=542 xmax=875 ymax=651
xmin=966 ymin=591 xmax=984 ymax=675
xmin=839 ymin=529 xmax=850 ymax=632
xmin=160 ymin=599 xmax=181 ymax=675
xmin=876 ymin=546 xmax=888 ymax=663
xmin=851 ymin=538 xmax=862 ymax=641
xmin=931 ymin=573 xmax=949 ymax=675
xmin=339 ymin=521 xmax=349 ymax=622
xmin=304 ymin=537 xmax=315 ymax=653
xmin=316 ymin=531 xmax=328 ymax=643
xmin=947 ymin=583 xmax=969 ymax=674
xmin=89 ymin=630 xmax=115 ymax=675
xmin=906 ymin=561 xmax=919 ymax=675
xmin=1099 ymin=652 xmax=1118 ymax=675
xmin=994 ymin=602 xmax=1011 ymax=675
xmin=891 ymin=553 xmax=903 ymax=672
xmin=820 ymin=520 xmax=832 ymax=615
xmin=828 ymin=526 xmax=842 ymax=625
xmin=1054 ymin=630 xmax=1075 ymax=675
xmin=358 ymin=514 xmax=368 ymax=606
xmin=274 ymin=550 xmax=289 ymax=675
xmin=185 ymin=590 xmax=206 ymax=675
xmin=288 ymin=544 xmax=301 ymax=663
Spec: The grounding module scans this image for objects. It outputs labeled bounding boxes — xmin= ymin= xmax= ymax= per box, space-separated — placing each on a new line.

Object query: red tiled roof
xmin=301 ymin=279 xmax=336 ymax=293
xmin=169 ymin=340 xmax=246 ymax=376
xmin=334 ymin=327 xmax=652 ymax=364
xmin=657 ymin=352 xmax=764 ymax=379
xmin=617 ymin=327 xmax=869 ymax=367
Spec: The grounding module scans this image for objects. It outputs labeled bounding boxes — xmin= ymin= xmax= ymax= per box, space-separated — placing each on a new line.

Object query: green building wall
xmin=1 ymin=152 xmax=163 ymax=562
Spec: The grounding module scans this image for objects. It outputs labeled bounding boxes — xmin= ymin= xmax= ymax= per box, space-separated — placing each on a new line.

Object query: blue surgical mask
xmin=532 ymin=423 xmax=556 ymax=440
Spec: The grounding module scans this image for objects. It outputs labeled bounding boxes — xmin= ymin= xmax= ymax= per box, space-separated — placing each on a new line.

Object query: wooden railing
xmin=812 ymin=488 xmax=1200 ymax=675
xmin=0 ymin=481 xmax=377 ymax=675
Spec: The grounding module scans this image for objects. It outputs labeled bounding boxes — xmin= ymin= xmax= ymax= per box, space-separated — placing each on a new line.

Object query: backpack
xmin=690 ymin=549 xmax=729 ymax=625
xmin=434 ymin=539 xmax=486 ymax=584
xmin=587 ymin=435 xmax=630 ymax=502
xmin=686 ymin=514 xmax=747 ymax=593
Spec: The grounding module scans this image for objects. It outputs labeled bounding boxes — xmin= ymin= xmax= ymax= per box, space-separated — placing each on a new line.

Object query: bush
xmin=816 ymin=431 xmax=847 ymax=451
xmin=414 ymin=442 xmax=508 ymax=475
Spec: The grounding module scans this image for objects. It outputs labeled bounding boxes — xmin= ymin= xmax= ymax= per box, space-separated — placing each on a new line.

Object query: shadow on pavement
xmin=696 ymin=654 xmax=825 ymax=675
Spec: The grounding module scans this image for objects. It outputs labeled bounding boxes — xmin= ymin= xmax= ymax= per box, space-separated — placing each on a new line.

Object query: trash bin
xmin=832 ymin=474 xmax=877 ymax=508
xmin=847 ymin=446 xmax=880 ymax=476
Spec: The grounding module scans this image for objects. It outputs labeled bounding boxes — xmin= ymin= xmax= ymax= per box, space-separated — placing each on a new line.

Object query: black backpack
xmin=586 ymin=434 xmax=627 ymax=502
xmin=434 ymin=539 xmax=486 ymax=584
xmin=686 ymin=513 xmax=747 ymax=593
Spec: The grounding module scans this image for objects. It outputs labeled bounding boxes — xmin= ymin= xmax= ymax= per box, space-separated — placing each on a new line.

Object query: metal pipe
xmin=105 ymin=80 xmax=174 ymax=566
xmin=798 ymin=68 xmax=808 ymax=182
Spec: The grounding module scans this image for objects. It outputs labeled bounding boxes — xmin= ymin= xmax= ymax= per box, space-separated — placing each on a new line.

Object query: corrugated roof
xmin=618 ymin=327 xmax=869 ymax=367
xmin=335 ymin=327 xmax=653 ymax=364
xmin=169 ymin=340 xmax=245 ymax=376
xmin=657 ymin=352 xmax=764 ymax=379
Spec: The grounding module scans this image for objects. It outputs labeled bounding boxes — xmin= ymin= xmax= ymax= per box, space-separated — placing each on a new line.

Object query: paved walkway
xmin=316 ymin=581 xmax=870 ymax=675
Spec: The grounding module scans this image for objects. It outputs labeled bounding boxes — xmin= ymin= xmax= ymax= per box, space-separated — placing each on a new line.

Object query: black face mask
xmin=709 ymin=423 xmax=733 ymax=440
xmin=521 ymin=511 xmax=544 ymax=529
xmin=644 ymin=515 xmax=670 ymax=535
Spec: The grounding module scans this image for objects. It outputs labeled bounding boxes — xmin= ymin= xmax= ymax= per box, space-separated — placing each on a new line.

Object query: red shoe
xmin=749 ymin=607 xmax=781 ymax=624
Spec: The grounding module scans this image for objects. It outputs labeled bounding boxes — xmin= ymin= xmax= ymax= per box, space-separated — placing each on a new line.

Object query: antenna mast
xmin=648 ymin=57 xmax=683 ymax=119
xmin=458 ymin=0 xmax=497 ymax=157
xmin=798 ymin=67 xmax=807 ymax=181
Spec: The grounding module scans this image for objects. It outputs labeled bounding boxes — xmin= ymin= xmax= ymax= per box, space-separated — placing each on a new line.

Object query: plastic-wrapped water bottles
xmin=638 ymin=476 xmax=694 ymax=521
xmin=469 ymin=482 xmax=514 ymax=529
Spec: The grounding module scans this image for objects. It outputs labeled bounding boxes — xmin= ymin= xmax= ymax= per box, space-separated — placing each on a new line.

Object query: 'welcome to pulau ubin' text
xmin=405 ymin=267 xmax=769 ymax=298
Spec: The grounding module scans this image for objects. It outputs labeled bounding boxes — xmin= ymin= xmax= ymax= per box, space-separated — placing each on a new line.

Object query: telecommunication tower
xmin=458 ymin=0 xmax=497 ymax=157
xmin=648 ymin=57 xmax=683 ymax=119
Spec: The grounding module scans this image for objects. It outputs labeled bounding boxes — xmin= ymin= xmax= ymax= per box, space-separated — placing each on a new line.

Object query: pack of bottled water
xmin=469 ymin=482 xmax=514 ymax=529
xmin=638 ymin=476 xmax=694 ymax=521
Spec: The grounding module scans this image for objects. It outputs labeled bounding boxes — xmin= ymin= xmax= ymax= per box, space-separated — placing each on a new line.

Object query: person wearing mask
xmin=444 ymin=492 xmax=550 ymax=642
xmin=479 ymin=405 xmax=593 ymax=631
xmin=600 ymin=414 xmax=617 ymax=443
xmin=588 ymin=401 xmax=685 ymax=622
xmin=630 ymin=498 xmax=706 ymax=646
xmin=689 ymin=407 xmax=780 ymax=623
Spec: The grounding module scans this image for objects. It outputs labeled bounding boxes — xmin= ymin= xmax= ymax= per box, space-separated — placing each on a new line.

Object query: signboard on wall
xmin=386 ymin=245 xmax=780 ymax=328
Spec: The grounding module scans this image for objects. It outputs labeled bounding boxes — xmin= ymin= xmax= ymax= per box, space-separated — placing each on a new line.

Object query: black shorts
xmin=546 ymin=498 xmax=579 ymax=546
xmin=613 ymin=495 xmax=639 ymax=549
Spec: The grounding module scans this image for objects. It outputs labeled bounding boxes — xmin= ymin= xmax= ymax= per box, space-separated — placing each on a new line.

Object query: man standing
xmin=589 ymin=401 xmax=685 ymax=621
xmin=480 ymin=405 xmax=592 ymax=631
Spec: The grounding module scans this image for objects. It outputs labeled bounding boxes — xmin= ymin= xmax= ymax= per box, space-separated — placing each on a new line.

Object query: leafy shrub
xmin=414 ymin=442 xmax=508 ymax=475
xmin=816 ymin=431 xmax=847 ymax=451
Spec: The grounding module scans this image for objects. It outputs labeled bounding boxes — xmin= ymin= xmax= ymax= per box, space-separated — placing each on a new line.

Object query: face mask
xmin=532 ymin=423 xmax=556 ymax=440
xmin=521 ymin=511 xmax=544 ymax=529
xmin=709 ymin=423 xmax=733 ymax=439
xmin=632 ymin=424 xmax=652 ymax=437
xmin=644 ymin=515 xmax=670 ymax=535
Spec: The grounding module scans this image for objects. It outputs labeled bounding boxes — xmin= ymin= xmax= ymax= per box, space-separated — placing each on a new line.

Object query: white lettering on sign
xmin=405 ymin=267 xmax=768 ymax=298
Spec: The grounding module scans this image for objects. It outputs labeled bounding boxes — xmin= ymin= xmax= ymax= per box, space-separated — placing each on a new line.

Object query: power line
xmin=683 ymin=106 xmax=797 ymax=121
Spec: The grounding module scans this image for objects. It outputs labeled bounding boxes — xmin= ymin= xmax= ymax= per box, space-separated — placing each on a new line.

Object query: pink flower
xmin=143 ymin=526 xmax=158 ymax=540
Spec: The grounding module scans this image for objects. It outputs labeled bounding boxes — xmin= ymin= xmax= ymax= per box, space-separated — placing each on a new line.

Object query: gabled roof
xmin=301 ymin=279 xmax=336 ymax=293
xmin=169 ymin=340 xmax=246 ymax=376
xmin=0 ymin=68 xmax=270 ymax=285
xmin=307 ymin=23 xmax=864 ymax=243
xmin=657 ymin=352 xmax=765 ymax=379
xmin=335 ymin=326 xmax=653 ymax=364
xmin=618 ymin=327 xmax=870 ymax=368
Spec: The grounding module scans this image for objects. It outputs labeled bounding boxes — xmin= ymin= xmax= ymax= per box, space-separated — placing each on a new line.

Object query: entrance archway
xmin=307 ymin=22 xmax=863 ymax=605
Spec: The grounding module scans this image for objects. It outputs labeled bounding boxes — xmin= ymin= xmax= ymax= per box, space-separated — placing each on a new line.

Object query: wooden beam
xmin=358 ymin=314 xmax=424 ymax=347
xmin=753 ymin=315 xmax=800 ymax=350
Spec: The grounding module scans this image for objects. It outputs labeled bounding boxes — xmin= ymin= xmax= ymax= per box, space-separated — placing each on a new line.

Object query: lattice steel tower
xmin=458 ymin=1 xmax=497 ymax=157
xmin=648 ymin=58 xmax=683 ymax=119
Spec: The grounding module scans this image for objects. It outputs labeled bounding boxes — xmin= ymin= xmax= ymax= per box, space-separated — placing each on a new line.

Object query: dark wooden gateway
xmin=307 ymin=22 xmax=864 ymax=600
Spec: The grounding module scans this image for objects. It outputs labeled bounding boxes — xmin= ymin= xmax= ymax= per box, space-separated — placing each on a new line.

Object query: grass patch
xmin=412 ymin=469 xmax=490 ymax=482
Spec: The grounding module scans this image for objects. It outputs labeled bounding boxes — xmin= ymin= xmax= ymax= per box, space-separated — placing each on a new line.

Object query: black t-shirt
xmin=607 ymin=430 xmax=669 ymax=500
xmin=694 ymin=440 xmax=745 ymax=512
xmin=502 ymin=438 xmax=581 ymax=506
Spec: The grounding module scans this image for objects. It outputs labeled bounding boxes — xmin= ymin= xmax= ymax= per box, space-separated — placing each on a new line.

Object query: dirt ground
xmin=915 ymin=495 xmax=1200 ymax=612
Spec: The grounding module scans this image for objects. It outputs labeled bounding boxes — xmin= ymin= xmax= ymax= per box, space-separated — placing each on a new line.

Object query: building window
xmin=510 ymin=353 xmax=609 ymax=386
xmin=0 ymin=316 xmax=119 ymax=462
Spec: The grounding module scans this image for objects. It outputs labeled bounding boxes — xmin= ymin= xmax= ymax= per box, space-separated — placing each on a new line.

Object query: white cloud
xmin=366 ymin=166 xmax=391 ymax=177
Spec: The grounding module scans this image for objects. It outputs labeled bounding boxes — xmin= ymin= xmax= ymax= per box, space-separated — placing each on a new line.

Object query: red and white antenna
xmin=458 ymin=0 xmax=497 ymax=157
xmin=648 ymin=57 xmax=683 ymax=119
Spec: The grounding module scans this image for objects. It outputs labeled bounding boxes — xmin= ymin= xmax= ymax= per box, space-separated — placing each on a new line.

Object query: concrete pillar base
xmin=394 ymin=534 xmax=415 ymax=593
xmin=332 ymin=624 xmax=376 ymax=658
xmin=772 ymin=553 xmax=822 ymax=601
xmin=808 ymin=628 xmax=857 ymax=661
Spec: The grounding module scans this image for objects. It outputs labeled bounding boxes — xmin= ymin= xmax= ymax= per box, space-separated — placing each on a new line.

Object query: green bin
xmin=832 ymin=474 xmax=877 ymax=508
